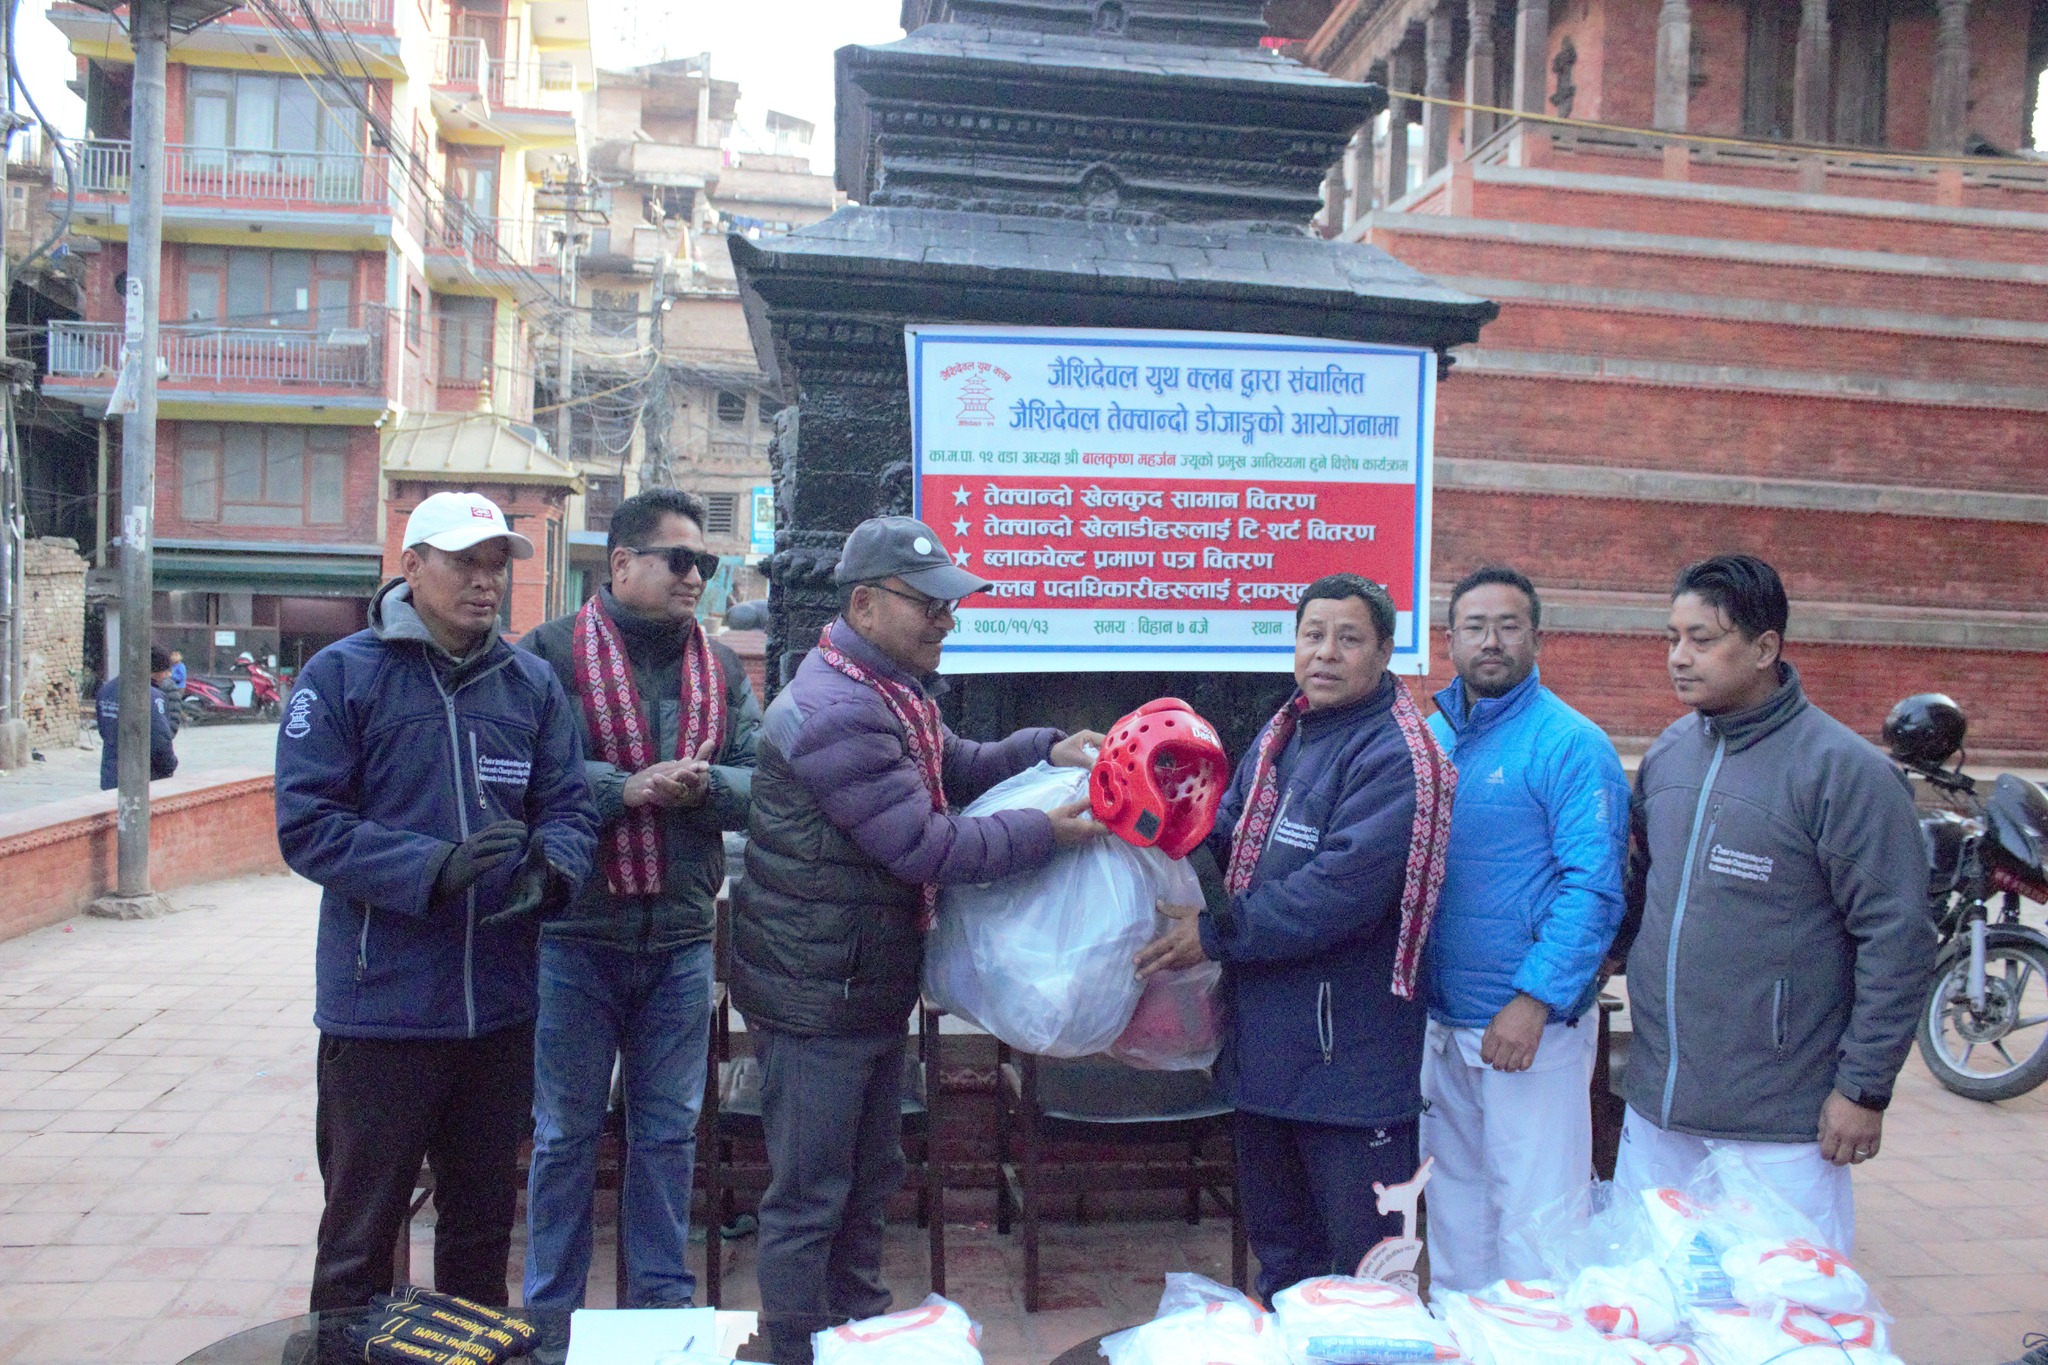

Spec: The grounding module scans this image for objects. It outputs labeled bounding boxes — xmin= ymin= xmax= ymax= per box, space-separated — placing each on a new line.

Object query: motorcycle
xmin=181 ymin=653 xmax=284 ymax=724
xmin=1885 ymin=694 xmax=2048 ymax=1101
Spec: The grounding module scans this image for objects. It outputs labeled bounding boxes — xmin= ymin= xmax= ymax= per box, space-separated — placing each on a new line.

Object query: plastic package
xmin=1688 ymin=1150 xmax=1874 ymax=1316
xmin=924 ymin=764 xmax=1202 ymax=1057
xmin=812 ymin=1295 xmax=982 ymax=1365
xmin=1637 ymin=1186 xmax=1739 ymax=1312
xmin=1604 ymin=1340 xmax=1710 ymax=1365
xmin=1106 ymin=958 xmax=1219 ymax=1069
xmin=1099 ymin=1273 xmax=1289 ymax=1365
xmin=1470 ymin=1280 xmax=1561 ymax=1307
xmin=1433 ymin=1290 xmax=1611 ymax=1365
xmin=1563 ymin=1261 xmax=1683 ymax=1341
xmin=1273 ymin=1276 xmax=1465 ymax=1364
xmin=1690 ymin=1304 xmax=1900 ymax=1365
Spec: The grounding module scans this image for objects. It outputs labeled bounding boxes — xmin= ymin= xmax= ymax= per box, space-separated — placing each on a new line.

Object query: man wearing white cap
xmin=276 ymin=490 xmax=598 ymax=1311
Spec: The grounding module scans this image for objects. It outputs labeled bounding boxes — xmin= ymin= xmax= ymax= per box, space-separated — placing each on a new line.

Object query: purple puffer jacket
xmin=731 ymin=620 xmax=1064 ymax=1035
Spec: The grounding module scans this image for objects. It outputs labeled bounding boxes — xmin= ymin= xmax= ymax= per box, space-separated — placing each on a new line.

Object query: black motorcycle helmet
xmin=1883 ymin=693 xmax=1967 ymax=767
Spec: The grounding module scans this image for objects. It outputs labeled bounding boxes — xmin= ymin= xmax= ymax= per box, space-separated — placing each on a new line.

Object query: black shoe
xmin=2003 ymin=1332 xmax=2048 ymax=1365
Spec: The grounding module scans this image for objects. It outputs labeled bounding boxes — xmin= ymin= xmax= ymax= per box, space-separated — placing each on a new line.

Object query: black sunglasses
xmin=868 ymin=582 xmax=961 ymax=622
xmin=625 ymin=545 xmax=722 ymax=581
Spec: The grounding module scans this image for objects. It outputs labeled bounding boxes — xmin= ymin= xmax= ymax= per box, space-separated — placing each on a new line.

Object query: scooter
xmin=180 ymin=654 xmax=284 ymax=724
xmin=1886 ymin=694 xmax=2048 ymax=1101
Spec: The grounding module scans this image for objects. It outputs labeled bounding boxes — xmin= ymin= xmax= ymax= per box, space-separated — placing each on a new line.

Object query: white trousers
xmin=1612 ymin=1106 xmax=1856 ymax=1253
xmin=1419 ymin=1015 xmax=1600 ymax=1291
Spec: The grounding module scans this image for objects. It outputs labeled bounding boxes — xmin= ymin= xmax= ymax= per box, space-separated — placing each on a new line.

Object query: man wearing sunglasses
xmin=735 ymin=514 xmax=1106 ymax=1363
xmin=517 ymin=488 xmax=761 ymax=1310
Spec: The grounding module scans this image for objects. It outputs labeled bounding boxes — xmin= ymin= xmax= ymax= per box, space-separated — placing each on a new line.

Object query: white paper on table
xmin=564 ymin=1308 xmax=760 ymax=1365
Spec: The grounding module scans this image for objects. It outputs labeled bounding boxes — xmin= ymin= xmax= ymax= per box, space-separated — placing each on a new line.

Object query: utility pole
xmin=94 ymin=0 xmax=173 ymax=917
xmin=0 ymin=7 xmax=25 ymax=773
xmin=555 ymin=194 xmax=577 ymax=464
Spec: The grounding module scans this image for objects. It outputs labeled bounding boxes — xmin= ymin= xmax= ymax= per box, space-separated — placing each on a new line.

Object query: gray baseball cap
xmin=834 ymin=515 xmax=992 ymax=600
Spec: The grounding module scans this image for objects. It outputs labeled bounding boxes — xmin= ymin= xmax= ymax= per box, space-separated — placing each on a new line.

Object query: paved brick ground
xmin=0 ymin=724 xmax=281 ymax=816
xmin=0 ymin=874 xmax=2042 ymax=1365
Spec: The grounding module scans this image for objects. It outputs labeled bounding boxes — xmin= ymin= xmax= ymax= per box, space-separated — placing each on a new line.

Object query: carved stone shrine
xmin=731 ymin=0 xmax=1495 ymax=752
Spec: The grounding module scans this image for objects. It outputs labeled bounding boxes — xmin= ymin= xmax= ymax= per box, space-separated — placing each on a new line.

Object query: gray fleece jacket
xmin=1617 ymin=664 xmax=1934 ymax=1142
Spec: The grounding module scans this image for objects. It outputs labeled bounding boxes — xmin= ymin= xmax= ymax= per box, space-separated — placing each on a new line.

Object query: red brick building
xmin=1287 ymin=0 xmax=2048 ymax=761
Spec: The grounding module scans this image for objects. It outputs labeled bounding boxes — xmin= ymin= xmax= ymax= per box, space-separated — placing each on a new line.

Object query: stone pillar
xmin=1465 ymin=0 xmax=1497 ymax=148
xmin=1320 ymin=167 xmax=1344 ymax=236
xmin=1423 ymin=3 xmax=1454 ymax=174
xmin=1384 ymin=38 xmax=1417 ymax=204
xmin=1653 ymin=0 xmax=1692 ymax=131
xmin=1344 ymin=127 xmax=1374 ymax=227
xmin=1793 ymin=0 xmax=1831 ymax=143
xmin=1928 ymin=0 xmax=1970 ymax=153
xmin=1512 ymin=0 xmax=1550 ymax=114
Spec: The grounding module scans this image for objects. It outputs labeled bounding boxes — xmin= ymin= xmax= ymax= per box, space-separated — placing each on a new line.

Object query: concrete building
xmin=42 ymin=0 xmax=596 ymax=662
xmin=562 ymin=57 xmax=836 ymax=607
xmin=1286 ymin=0 xmax=2048 ymax=761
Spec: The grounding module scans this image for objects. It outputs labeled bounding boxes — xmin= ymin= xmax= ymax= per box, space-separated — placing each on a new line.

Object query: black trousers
xmin=310 ymin=1023 xmax=535 ymax=1312
xmin=1234 ymin=1111 xmax=1421 ymax=1305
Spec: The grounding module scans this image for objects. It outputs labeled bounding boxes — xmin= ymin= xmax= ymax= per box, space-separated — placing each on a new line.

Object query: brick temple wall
xmin=20 ymin=537 xmax=87 ymax=751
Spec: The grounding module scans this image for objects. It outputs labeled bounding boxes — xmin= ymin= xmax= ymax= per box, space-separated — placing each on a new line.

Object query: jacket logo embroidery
xmin=1707 ymin=843 xmax=1774 ymax=883
xmin=284 ymin=687 xmax=318 ymax=739
xmin=1485 ymin=766 xmax=1506 ymax=784
xmin=476 ymin=755 xmax=532 ymax=787
xmin=1271 ymin=817 xmax=1320 ymax=851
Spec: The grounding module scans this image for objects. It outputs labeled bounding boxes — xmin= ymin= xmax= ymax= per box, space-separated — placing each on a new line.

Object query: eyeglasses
xmin=868 ymin=583 xmax=960 ymax=622
xmin=1453 ymin=620 xmax=1532 ymax=645
xmin=625 ymin=545 xmax=722 ymax=581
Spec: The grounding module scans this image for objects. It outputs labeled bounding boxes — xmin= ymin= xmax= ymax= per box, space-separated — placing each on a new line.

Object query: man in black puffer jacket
xmin=736 ymin=516 xmax=1105 ymax=1364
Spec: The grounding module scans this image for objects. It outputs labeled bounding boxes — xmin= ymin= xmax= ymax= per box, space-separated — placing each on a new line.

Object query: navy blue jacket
xmin=96 ymin=676 xmax=178 ymax=791
xmin=275 ymin=580 xmax=599 ymax=1040
xmin=1424 ymin=669 xmax=1629 ymax=1028
xmin=1196 ymin=675 xmax=1428 ymax=1128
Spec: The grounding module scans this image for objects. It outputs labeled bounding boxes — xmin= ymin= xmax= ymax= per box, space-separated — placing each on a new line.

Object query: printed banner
xmin=906 ymin=325 xmax=1437 ymax=674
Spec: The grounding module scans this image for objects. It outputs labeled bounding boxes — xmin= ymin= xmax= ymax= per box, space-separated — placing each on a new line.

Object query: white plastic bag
xmin=1563 ymin=1261 xmax=1683 ymax=1341
xmin=1471 ymin=1279 xmax=1561 ymax=1307
xmin=812 ymin=1295 xmax=981 ymax=1365
xmin=1273 ymin=1276 xmax=1465 ymax=1364
xmin=1432 ymin=1290 xmax=1610 ymax=1365
xmin=1688 ymin=1149 xmax=1874 ymax=1316
xmin=1099 ymin=1273 xmax=1289 ymax=1365
xmin=1636 ymin=1186 xmax=1739 ymax=1312
xmin=1690 ymin=1304 xmax=1900 ymax=1365
xmin=1106 ymin=867 xmax=1217 ymax=1070
xmin=924 ymin=763 xmax=1200 ymax=1057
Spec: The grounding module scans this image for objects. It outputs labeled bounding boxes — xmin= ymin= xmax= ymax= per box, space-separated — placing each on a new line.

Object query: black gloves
xmin=479 ymin=833 xmax=576 ymax=928
xmin=431 ymin=820 xmax=527 ymax=909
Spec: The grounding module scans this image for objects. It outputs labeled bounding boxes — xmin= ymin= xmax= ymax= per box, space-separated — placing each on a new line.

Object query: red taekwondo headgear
xmin=1089 ymin=698 xmax=1230 ymax=859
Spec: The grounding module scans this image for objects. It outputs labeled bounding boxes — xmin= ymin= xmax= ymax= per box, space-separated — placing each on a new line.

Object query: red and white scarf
xmin=817 ymin=624 xmax=948 ymax=930
xmin=571 ymin=596 xmax=726 ymax=896
xmin=1223 ymin=678 xmax=1456 ymax=999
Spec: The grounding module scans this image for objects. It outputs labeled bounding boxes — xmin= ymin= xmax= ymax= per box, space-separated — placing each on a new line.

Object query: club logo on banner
xmin=905 ymin=325 xmax=1438 ymax=675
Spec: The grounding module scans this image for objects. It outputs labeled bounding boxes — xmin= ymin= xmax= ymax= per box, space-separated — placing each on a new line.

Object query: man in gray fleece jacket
xmin=1613 ymin=554 xmax=1933 ymax=1251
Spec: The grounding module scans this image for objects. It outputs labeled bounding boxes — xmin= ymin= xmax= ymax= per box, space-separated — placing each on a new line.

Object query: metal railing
xmin=74 ymin=140 xmax=390 ymax=209
xmin=431 ymin=37 xmax=577 ymax=112
xmin=48 ymin=310 xmax=387 ymax=390
xmin=425 ymin=211 xmax=545 ymax=270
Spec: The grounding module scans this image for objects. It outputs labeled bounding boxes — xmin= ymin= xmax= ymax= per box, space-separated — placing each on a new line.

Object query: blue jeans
xmin=524 ymin=937 xmax=713 ymax=1310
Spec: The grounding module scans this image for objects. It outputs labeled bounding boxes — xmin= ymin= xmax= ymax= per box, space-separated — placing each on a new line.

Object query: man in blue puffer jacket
xmin=1420 ymin=565 xmax=1629 ymax=1290
xmin=276 ymin=492 xmax=598 ymax=1312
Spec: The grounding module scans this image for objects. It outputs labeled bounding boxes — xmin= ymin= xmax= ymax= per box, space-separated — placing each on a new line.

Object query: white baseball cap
xmin=402 ymin=491 xmax=534 ymax=560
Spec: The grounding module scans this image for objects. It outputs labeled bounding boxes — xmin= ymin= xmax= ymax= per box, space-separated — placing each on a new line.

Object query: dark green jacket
xmin=520 ymin=588 xmax=760 ymax=952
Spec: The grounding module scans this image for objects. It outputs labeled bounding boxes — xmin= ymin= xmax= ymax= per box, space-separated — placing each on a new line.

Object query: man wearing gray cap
xmin=734 ymin=515 xmax=1106 ymax=1363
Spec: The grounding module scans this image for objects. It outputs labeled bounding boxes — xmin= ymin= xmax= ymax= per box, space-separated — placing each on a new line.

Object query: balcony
xmin=49 ymin=0 xmax=401 ymax=72
xmin=431 ymin=37 xmax=579 ymax=140
xmin=69 ymin=141 xmax=393 ymax=240
xmin=45 ymin=309 xmax=389 ymax=415
xmin=423 ymin=211 xmax=558 ymax=288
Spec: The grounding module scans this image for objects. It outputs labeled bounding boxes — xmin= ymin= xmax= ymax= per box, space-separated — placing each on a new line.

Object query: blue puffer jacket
xmin=276 ymin=579 xmax=599 ymax=1041
xmin=1424 ymin=669 xmax=1629 ymax=1029
xmin=1196 ymin=675 xmax=1432 ymax=1128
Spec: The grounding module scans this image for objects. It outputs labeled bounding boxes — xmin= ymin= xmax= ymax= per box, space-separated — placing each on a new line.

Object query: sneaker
xmin=2003 ymin=1332 xmax=2048 ymax=1365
